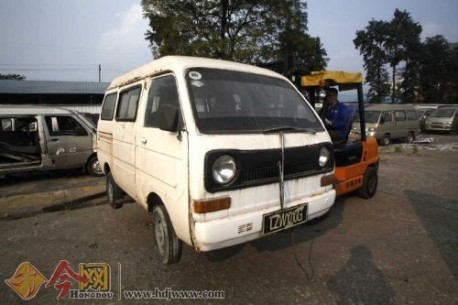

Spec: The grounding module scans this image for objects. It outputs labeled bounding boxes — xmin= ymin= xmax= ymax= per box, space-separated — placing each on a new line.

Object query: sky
xmin=0 ymin=0 xmax=457 ymax=83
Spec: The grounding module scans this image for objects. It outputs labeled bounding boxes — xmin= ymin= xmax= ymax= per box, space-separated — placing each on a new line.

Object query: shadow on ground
xmin=0 ymin=169 xmax=86 ymax=186
xmin=405 ymin=189 xmax=458 ymax=281
xmin=327 ymin=245 xmax=396 ymax=305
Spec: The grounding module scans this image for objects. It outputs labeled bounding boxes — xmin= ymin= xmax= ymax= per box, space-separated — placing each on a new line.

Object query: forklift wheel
xmin=357 ymin=166 xmax=378 ymax=199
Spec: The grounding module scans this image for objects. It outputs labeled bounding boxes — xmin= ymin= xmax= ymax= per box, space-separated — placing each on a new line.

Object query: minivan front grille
xmin=204 ymin=144 xmax=334 ymax=193
xmin=431 ymin=122 xmax=444 ymax=128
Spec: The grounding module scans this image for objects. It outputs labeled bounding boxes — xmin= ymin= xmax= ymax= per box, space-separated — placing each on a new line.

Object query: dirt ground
xmin=0 ymin=133 xmax=457 ymax=304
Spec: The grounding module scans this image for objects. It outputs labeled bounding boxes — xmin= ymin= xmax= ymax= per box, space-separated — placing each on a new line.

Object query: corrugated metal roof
xmin=0 ymin=80 xmax=109 ymax=94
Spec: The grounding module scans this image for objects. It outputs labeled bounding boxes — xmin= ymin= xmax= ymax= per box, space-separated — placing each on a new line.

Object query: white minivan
xmin=97 ymin=56 xmax=336 ymax=264
xmin=1 ymin=105 xmax=102 ymax=177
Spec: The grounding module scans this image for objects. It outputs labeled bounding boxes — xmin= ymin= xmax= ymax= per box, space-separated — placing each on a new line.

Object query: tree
xmin=0 ymin=74 xmax=26 ymax=80
xmin=418 ymin=36 xmax=453 ymax=103
xmin=354 ymin=20 xmax=390 ymax=103
xmin=447 ymin=45 xmax=458 ymax=103
xmin=354 ymin=9 xmax=422 ymax=103
xmin=141 ymin=0 xmax=327 ymax=75
xmin=384 ymin=9 xmax=422 ymax=103
xmin=273 ymin=1 xmax=327 ymax=81
xmin=142 ymin=0 xmax=274 ymax=61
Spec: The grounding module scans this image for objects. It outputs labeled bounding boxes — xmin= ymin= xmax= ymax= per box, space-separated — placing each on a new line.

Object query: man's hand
xmin=325 ymin=118 xmax=332 ymax=126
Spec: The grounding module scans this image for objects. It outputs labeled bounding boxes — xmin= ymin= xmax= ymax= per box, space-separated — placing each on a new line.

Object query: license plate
xmin=262 ymin=203 xmax=308 ymax=235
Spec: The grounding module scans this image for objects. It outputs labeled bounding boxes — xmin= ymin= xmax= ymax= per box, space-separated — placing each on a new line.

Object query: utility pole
xmin=98 ymin=64 xmax=101 ymax=82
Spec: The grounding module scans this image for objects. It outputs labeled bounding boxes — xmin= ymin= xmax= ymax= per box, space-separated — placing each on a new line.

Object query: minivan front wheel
xmin=86 ymin=155 xmax=103 ymax=177
xmin=380 ymin=135 xmax=391 ymax=146
xmin=106 ymin=173 xmax=124 ymax=209
xmin=152 ymin=205 xmax=182 ymax=264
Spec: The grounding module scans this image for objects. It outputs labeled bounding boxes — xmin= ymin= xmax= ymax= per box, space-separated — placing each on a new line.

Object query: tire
xmin=152 ymin=205 xmax=182 ymax=265
xmin=380 ymin=135 xmax=391 ymax=146
xmin=86 ymin=155 xmax=103 ymax=177
xmin=357 ymin=166 xmax=378 ymax=199
xmin=106 ymin=172 xmax=124 ymax=209
xmin=406 ymin=132 xmax=415 ymax=144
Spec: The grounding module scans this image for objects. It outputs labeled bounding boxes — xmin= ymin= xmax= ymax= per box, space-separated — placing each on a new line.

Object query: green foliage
xmin=355 ymin=9 xmax=458 ymax=104
xmin=419 ymin=36 xmax=456 ymax=103
xmin=141 ymin=0 xmax=327 ymax=74
xmin=354 ymin=20 xmax=391 ymax=103
xmin=354 ymin=9 xmax=422 ymax=103
xmin=0 ymin=74 xmax=26 ymax=80
xmin=385 ymin=10 xmax=422 ymax=103
xmin=394 ymin=145 xmax=402 ymax=153
xmin=448 ymin=46 xmax=458 ymax=103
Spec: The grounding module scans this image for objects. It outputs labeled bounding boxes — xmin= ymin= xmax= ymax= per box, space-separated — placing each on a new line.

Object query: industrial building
xmin=0 ymin=80 xmax=109 ymax=114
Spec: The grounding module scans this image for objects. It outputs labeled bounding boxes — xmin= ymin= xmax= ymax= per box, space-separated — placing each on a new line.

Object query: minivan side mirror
xmin=158 ymin=104 xmax=179 ymax=132
xmin=380 ymin=117 xmax=385 ymax=124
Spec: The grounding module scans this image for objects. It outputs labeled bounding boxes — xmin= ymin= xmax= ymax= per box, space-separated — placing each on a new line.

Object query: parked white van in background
xmin=351 ymin=104 xmax=420 ymax=146
xmin=97 ymin=56 xmax=336 ymax=264
xmin=424 ymin=106 xmax=458 ymax=133
xmin=0 ymin=105 xmax=102 ymax=177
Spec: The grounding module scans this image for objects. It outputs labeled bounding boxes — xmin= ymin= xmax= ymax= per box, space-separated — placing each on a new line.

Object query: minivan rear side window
xmin=406 ymin=110 xmax=417 ymax=121
xmin=394 ymin=111 xmax=406 ymax=121
xmin=101 ymin=93 xmax=118 ymax=121
xmin=116 ymin=86 xmax=142 ymax=121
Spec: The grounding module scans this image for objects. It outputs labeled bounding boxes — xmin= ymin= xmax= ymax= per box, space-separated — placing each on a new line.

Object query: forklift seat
xmin=334 ymin=141 xmax=363 ymax=167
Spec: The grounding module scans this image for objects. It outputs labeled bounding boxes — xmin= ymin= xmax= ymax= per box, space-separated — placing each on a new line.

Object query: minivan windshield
xmin=186 ymin=68 xmax=323 ymax=134
xmin=355 ymin=111 xmax=380 ymax=124
xmin=430 ymin=108 xmax=456 ymax=118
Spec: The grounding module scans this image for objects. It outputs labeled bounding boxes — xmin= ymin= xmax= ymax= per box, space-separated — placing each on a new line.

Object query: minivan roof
xmin=365 ymin=104 xmax=416 ymax=111
xmin=0 ymin=104 xmax=77 ymax=116
xmin=435 ymin=106 xmax=458 ymax=110
xmin=107 ymin=56 xmax=285 ymax=90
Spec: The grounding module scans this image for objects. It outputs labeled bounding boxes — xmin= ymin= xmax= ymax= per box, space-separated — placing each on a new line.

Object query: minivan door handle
xmin=51 ymin=138 xmax=59 ymax=142
xmin=140 ymin=137 xmax=147 ymax=144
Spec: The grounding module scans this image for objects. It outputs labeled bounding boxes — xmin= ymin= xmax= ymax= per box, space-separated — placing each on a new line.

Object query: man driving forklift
xmin=302 ymin=71 xmax=379 ymax=199
xmin=321 ymin=88 xmax=350 ymax=143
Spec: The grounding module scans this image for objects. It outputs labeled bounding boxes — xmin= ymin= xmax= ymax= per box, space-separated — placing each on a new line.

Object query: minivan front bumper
xmin=193 ymin=189 xmax=335 ymax=251
xmin=425 ymin=121 xmax=453 ymax=131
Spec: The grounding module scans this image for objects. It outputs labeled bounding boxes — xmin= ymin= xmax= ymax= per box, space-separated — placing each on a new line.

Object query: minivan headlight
xmin=319 ymin=146 xmax=331 ymax=167
xmin=212 ymin=155 xmax=237 ymax=184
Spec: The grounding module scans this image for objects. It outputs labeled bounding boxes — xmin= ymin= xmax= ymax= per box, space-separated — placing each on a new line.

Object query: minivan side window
xmin=144 ymin=75 xmax=181 ymax=128
xmin=101 ymin=93 xmax=118 ymax=121
xmin=116 ymin=86 xmax=142 ymax=121
xmin=1 ymin=118 xmax=13 ymax=131
xmin=381 ymin=112 xmax=392 ymax=123
xmin=45 ymin=116 xmax=88 ymax=136
xmin=394 ymin=111 xmax=406 ymax=121
xmin=406 ymin=110 xmax=417 ymax=121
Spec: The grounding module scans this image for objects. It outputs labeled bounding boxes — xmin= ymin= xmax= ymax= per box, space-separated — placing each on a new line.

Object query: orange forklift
xmin=301 ymin=71 xmax=379 ymax=198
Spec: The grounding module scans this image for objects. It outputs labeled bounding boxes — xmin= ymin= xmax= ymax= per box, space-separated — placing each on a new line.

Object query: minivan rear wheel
xmin=152 ymin=205 xmax=182 ymax=264
xmin=406 ymin=132 xmax=415 ymax=144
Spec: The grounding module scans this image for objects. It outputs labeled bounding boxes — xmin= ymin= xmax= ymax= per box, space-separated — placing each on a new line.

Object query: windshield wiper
xmin=263 ymin=126 xmax=317 ymax=134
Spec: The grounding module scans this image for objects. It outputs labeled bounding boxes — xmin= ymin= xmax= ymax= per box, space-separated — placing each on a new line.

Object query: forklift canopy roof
xmin=301 ymin=71 xmax=363 ymax=90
